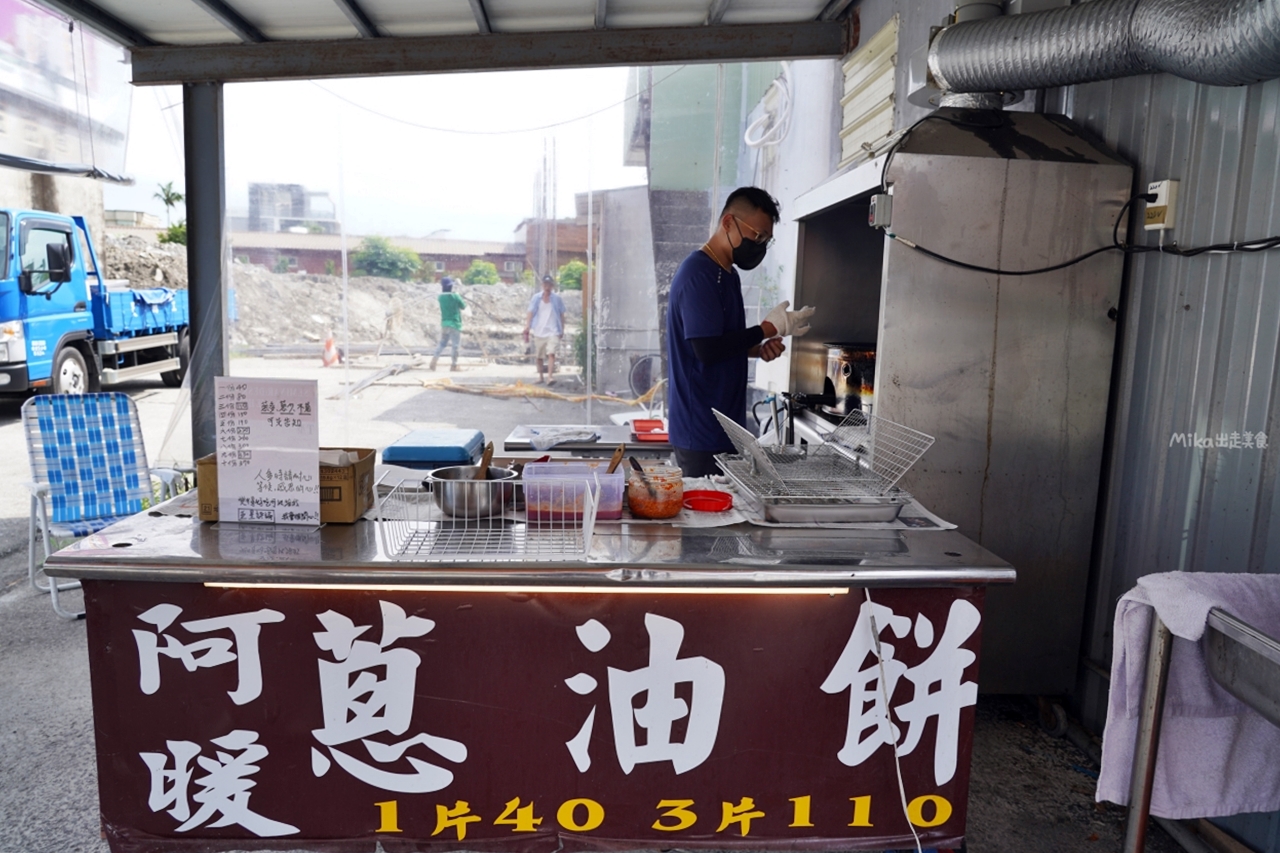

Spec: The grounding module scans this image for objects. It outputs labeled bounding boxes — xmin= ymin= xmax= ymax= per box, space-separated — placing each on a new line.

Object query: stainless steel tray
xmin=720 ymin=462 xmax=908 ymax=523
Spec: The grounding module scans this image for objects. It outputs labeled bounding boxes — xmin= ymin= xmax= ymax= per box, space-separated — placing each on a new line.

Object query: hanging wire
xmin=76 ymin=27 xmax=99 ymax=170
xmin=865 ymin=588 xmax=925 ymax=853
xmin=309 ymin=65 xmax=687 ymax=137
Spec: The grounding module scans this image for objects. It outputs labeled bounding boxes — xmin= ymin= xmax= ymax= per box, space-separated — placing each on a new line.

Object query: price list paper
xmin=215 ymin=377 xmax=320 ymax=525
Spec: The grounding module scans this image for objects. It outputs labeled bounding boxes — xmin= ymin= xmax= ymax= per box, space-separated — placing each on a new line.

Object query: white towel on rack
xmin=1096 ymin=572 xmax=1280 ymax=819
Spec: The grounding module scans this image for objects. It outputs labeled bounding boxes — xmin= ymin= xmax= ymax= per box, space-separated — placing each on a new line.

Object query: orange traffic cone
xmin=321 ymin=334 xmax=339 ymax=367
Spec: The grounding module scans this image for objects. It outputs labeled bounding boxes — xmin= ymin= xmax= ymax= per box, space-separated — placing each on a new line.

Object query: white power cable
xmin=864 ymin=587 xmax=924 ymax=853
xmin=743 ymin=62 xmax=793 ymax=149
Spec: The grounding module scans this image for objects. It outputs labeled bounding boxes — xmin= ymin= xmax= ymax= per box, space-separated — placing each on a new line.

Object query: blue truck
xmin=0 ymin=209 xmax=190 ymax=395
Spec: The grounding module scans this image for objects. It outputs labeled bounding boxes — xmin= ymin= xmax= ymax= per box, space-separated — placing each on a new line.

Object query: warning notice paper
xmin=215 ymin=377 xmax=320 ymax=525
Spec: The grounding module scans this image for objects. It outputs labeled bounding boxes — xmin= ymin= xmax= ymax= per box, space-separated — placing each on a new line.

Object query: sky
xmin=102 ymin=67 xmax=650 ymax=242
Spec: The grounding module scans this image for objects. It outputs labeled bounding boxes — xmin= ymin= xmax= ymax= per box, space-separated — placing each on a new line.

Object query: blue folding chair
xmin=23 ymin=393 xmax=184 ymax=619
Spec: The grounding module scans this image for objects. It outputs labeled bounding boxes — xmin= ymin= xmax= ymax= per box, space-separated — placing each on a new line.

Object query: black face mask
xmin=730 ymin=221 xmax=769 ymax=270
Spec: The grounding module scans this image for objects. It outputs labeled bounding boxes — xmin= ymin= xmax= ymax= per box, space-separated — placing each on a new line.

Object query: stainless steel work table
xmin=46 ymin=508 xmax=1014 ymax=853
xmin=45 ymin=509 xmax=1013 ymax=588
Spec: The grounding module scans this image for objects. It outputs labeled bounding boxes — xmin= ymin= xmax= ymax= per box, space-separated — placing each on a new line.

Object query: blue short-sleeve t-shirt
xmin=667 ymin=250 xmax=748 ymax=453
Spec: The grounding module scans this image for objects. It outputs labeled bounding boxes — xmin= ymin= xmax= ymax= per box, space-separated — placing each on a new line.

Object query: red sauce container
xmin=627 ymin=465 xmax=684 ymax=519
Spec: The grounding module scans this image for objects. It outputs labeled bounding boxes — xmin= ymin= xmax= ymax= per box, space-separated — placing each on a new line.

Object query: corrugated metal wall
xmin=1056 ymin=74 xmax=1280 ymax=849
xmin=1052 ymin=73 xmax=1280 ymax=721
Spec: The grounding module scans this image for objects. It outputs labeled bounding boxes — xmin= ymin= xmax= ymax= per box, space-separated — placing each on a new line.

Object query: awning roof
xmin=38 ymin=0 xmax=856 ymax=84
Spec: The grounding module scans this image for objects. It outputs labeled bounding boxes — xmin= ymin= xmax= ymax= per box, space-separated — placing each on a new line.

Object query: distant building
xmin=105 ymin=210 xmax=163 ymax=229
xmin=246 ymin=183 xmax=340 ymax=234
xmin=513 ymin=218 xmax=589 ymax=277
xmin=229 ymin=232 xmax=528 ymax=282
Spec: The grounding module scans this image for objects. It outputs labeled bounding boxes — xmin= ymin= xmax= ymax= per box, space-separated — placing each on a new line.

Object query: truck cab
xmin=0 ymin=209 xmax=189 ymax=395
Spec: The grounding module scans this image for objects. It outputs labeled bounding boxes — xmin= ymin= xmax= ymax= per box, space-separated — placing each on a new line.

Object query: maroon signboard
xmin=83 ymin=581 xmax=986 ymax=853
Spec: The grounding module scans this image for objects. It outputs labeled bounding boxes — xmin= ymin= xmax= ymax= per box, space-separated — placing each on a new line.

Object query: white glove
xmin=763 ymin=301 xmax=816 ymax=338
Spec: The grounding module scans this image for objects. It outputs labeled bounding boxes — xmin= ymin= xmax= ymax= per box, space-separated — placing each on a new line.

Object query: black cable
xmin=888 ymin=190 xmax=1280 ymax=276
xmin=880 ymin=110 xmax=1005 ymax=192
xmin=1113 ymin=193 xmax=1158 ymax=249
xmin=881 ymin=115 xmax=950 ymax=192
xmin=897 ymin=239 xmax=1118 ymax=276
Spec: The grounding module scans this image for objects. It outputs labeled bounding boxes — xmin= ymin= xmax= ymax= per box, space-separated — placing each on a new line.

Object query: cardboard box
xmin=197 ymin=448 xmax=376 ymax=524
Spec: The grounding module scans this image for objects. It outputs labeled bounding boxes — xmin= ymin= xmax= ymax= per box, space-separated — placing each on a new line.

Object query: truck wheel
xmin=52 ymin=346 xmax=89 ymax=395
xmin=162 ymin=330 xmax=190 ymax=388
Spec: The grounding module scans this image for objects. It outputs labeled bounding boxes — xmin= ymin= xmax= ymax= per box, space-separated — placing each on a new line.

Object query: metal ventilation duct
xmin=928 ymin=0 xmax=1280 ymax=94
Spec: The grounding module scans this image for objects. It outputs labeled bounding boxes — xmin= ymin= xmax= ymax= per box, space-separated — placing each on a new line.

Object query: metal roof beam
xmin=705 ymin=0 xmax=732 ymax=26
xmin=131 ymin=20 xmax=852 ymax=85
xmin=188 ymin=0 xmax=267 ymax=43
xmin=469 ymin=0 xmax=492 ymax=34
xmin=332 ymin=0 xmax=380 ymax=38
xmin=33 ymin=0 xmax=155 ymax=47
xmin=595 ymin=0 xmax=607 ymax=29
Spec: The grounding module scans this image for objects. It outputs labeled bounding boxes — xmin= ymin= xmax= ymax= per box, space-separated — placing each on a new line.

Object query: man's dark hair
xmin=721 ymin=186 xmax=781 ymax=224
xmin=440 ymin=277 xmax=454 ymax=292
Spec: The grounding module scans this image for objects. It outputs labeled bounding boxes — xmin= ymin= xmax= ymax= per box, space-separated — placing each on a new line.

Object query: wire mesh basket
xmin=377 ymin=476 xmax=598 ymax=562
xmin=815 ymin=409 xmax=935 ymax=492
xmin=713 ymin=408 xmax=933 ymax=496
xmin=712 ymin=408 xmax=933 ymax=523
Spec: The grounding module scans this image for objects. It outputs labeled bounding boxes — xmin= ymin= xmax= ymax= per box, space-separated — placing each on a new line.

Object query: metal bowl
xmin=424 ymin=465 xmax=517 ymax=518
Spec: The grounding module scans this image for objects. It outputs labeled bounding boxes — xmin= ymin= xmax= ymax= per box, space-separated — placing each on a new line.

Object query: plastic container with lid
xmin=627 ymin=464 xmax=684 ymax=519
xmin=523 ymin=461 xmax=624 ymax=520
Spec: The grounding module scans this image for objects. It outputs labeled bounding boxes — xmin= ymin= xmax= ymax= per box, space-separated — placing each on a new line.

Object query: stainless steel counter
xmin=503 ymin=423 xmax=672 ymax=456
xmin=44 ymin=505 xmax=1014 ymax=589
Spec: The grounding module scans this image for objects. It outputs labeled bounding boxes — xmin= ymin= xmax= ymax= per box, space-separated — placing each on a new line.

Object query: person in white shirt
xmin=522 ymin=274 xmax=567 ymax=385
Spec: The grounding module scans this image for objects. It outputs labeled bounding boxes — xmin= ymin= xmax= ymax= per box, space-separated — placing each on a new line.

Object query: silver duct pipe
xmin=929 ymin=0 xmax=1280 ymax=94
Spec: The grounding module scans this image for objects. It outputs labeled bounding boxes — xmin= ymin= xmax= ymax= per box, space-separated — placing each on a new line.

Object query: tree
xmin=558 ymin=259 xmax=588 ymax=291
xmin=351 ymin=236 xmax=422 ymax=281
xmin=154 ymin=181 xmax=184 ymax=227
xmin=158 ymin=221 xmax=186 ymax=245
xmin=461 ymin=259 xmax=500 ymax=285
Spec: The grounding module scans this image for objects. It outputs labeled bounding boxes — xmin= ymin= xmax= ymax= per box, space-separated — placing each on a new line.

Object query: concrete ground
xmin=0 ymin=354 xmax=1181 ymax=853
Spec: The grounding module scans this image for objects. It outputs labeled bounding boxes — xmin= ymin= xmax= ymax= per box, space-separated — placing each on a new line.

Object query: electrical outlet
xmin=869 ymin=193 xmax=892 ymax=229
xmin=1144 ymin=179 xmax=1179 ymax=231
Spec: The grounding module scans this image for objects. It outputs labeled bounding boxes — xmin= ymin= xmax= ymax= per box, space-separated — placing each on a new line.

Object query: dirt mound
xmin=100 ymin=233 xmax=189 ymax=289
xmin=227 ymin=262 xmax=581 ymax=358
xmin=101 ymin=235 xmax=583 ymax=361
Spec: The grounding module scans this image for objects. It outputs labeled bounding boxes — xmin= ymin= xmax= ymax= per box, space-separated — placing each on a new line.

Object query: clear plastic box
xmin=522 ymin=461 xmax=625 ymax=520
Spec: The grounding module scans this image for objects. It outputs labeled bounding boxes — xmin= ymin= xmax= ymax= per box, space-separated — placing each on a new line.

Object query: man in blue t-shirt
xmin=666 ymin=187 xmax=815 ymax=477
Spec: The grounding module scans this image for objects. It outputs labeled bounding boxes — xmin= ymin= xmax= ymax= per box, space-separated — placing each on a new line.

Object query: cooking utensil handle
xmin=629 ymin=455 xmax=657 ymax=498
xmin=476 ymin=441 xmax=495 ymax=479
xmin=607 ymin=443 xmax=626 ymax=474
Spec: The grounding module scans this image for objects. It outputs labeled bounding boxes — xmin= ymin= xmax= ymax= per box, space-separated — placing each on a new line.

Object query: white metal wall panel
xmin=484 ymin=0 xmax=594 ymax=32
xmin=353 ymin=0 xmax=479 ymax=37
xmin=247 ymin=0 xmax=357 ymax=40
xmin=837 ymin=15 xmax=896 ymax=169
xmin=602 ymin=0 xmax=710 ymax=28
xmin=720 ymin=0 xmax=829 ymax=25
xmin=89 ymin=0 xmax=239 ymax=44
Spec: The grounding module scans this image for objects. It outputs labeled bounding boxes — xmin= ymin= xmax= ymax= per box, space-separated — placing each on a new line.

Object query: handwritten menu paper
xmin=215 ymin=377 xmax=320 ymax=525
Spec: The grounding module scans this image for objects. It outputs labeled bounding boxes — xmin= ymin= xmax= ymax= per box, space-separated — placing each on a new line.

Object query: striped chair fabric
xmin=23 ymin=392 xmax=153 ymax=537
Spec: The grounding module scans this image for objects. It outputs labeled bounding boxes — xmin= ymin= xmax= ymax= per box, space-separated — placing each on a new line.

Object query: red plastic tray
xmin=632 ymin=418 xmax=668 ymax=442
xmin=683 ymin=490 xmax=734 ymax=512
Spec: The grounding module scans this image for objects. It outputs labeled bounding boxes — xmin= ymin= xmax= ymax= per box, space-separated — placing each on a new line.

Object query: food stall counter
xmin=46 ymin=506 xmax=1013 ymax=853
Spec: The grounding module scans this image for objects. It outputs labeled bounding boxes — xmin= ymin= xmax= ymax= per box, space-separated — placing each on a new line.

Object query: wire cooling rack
xmin=377 ymin=478 xmax=598 ymax=562
xmin=817 ymin=409 xmax=935 ymax=492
